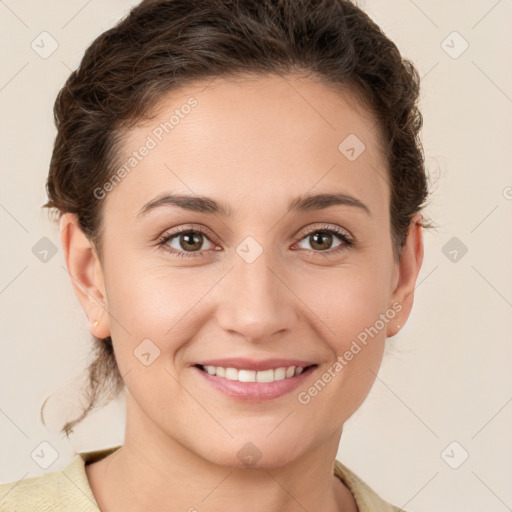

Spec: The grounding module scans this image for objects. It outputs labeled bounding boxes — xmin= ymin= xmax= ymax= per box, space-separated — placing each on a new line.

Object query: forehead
xmin=105 ymin=73 xmax=389 ymax=221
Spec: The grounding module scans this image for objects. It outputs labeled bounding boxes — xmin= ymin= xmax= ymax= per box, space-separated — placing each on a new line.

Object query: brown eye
xmin=295 ymin=227 xmax=351 ymax=253
xmin=158 ymin=227 xmax=217 ymax=258
xmin=308 ymin=231 xmax=336 ymax=251
xmin=177 ymin=231 xmax=204 ymax=252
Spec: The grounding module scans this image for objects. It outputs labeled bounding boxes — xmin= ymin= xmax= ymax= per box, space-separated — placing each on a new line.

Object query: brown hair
xmin=42 ymin=0 xmax=433 ymax=437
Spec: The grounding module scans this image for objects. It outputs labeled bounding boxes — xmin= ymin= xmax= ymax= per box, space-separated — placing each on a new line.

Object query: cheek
xmin=294 ymin=258 xmax=393 ymax=406
xmin=299 ymin=261 xmax=392 ymax=344
xmin=294 ymin=269 xmax=391 ymax=421
xmin=104 ymin=263 xmax=216 ymax=359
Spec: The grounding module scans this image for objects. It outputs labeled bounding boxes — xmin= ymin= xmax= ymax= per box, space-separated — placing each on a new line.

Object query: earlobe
xmin=386 ymin=213 xmax=424 ymax=338
xmin=59 ymin=213 xmax=110 ymax=339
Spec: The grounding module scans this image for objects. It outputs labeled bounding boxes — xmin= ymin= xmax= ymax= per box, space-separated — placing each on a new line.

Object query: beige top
xmin=0 ymin=445 xmax=405 ymax=511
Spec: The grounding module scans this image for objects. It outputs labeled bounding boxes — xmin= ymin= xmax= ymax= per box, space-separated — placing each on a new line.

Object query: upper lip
xmin=194 ymin=358 xmax=317 ymax=372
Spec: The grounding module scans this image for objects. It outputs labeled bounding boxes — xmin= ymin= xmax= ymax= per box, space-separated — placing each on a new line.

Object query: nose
xmin=215 ymin=250 xmax=298 ymax=343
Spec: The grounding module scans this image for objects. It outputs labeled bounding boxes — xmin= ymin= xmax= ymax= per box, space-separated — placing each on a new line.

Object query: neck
xmin=87 ymin=394 xmax=358 ymax=512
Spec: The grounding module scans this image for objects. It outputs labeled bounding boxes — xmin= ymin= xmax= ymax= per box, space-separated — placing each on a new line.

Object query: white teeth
xmin=285 ymin=366 xmax=296 ymax=378
xmin=225 ymin=367 xmax=238 ymax=380
xmin=274 ymin=367 xmax=286 ymax=381
xmin=200 ymin=364 xmax=309 ymax=382
xmin=238 ymin=369 xmax=256 ymax=382
xmin=256 ymin=369 xmax=274 ymax=383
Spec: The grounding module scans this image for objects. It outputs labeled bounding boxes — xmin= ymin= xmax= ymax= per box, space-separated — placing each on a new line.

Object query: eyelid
xmin=157 ymin=223 xmax=220 ymax=244
xmin=294 ymin=223 xmax=353 ymax=242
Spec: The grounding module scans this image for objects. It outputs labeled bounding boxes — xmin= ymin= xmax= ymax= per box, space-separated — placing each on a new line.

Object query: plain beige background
xmin=1 ymin=1 xmax=511 ymax=510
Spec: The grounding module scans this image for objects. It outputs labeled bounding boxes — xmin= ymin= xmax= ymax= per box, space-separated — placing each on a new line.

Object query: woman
xmin=0 ymin=0 xmax=430 ymax=510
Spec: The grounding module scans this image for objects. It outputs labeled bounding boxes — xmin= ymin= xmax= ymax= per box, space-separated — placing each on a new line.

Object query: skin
xmin=60 ymin=73 xmax=424 ymax=512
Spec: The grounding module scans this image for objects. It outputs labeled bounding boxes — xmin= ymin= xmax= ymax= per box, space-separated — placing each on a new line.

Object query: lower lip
xmin=193 ymin=365 xmax=317 ymax=402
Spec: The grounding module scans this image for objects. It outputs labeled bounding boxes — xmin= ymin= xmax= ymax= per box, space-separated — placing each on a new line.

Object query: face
xmin=63 ymin=73 xmax=423 ymax=468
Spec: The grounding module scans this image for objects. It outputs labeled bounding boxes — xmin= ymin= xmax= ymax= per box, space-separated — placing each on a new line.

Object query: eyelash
xmin=156 ymin=224 xmax=354 ymax=259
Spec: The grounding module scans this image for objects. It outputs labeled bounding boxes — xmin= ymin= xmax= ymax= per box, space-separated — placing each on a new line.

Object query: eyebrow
xmin=137 ymin=191 xmax=371 ymax=218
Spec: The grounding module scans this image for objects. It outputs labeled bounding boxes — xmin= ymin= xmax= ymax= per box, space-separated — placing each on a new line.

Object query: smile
xmin=193 ymin=363 xmax=318 ymax=401
xmin=196 ymin=364 xmax=314 ymax=383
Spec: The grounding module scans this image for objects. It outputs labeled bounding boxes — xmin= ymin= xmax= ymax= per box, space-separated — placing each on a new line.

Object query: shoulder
xmin=0 ymin=470 xmax=62 ymax=511
xmin=0 ymin=446 xmax=121 ymax=512
xmin=334 ymin=459 xmax=406 ymax=512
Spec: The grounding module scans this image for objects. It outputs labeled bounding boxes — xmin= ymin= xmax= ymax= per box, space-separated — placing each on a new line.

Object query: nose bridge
xmin=217 ymin=244 xmax=296 ymax=341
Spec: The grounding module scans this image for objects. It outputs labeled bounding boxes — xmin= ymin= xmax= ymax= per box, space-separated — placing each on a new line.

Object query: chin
xmin=195 ymin=436 xmax=303 ymax=470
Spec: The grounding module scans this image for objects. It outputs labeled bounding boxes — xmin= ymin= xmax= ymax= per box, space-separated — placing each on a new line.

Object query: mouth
xmin=194 ymin=363 xmax=318 ymax=383
xmin=191 ymin=357 xmax=320 ymax=401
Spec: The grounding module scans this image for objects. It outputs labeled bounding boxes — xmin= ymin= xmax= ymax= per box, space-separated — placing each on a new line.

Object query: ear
xmin=59 ymin=213 xmax=111 ymax=339
xmin=386 ymin=213 xmax=424 ymax=338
